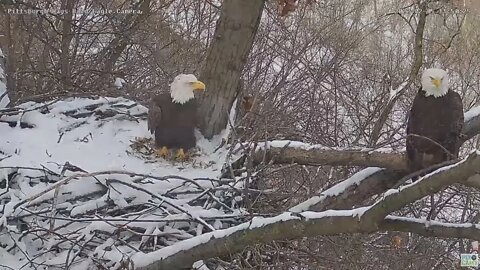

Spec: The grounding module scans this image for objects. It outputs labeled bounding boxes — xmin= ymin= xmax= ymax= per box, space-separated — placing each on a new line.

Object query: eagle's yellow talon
xmin=175 ymin=148 xmax=187 ymax=161
xmin=156 ymin=146 xmax=169 ymax=158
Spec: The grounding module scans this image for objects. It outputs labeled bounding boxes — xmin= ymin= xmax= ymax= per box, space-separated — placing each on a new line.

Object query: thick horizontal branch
xmin=252 ymin=106 xmax=480 ymax=169
xmin=134 ymin=211 xmax=366 ymax=270
xmin=381 ymin=216 xmax=480 ymax=240
xmin=135 ymin=211 xmax=480 ymax=270
xmin=290 ymin=168 xmax=405 ymax=212
xmin=247 ymin=107 xmax=480 ymax=213
xmin=135 ymin=154 xmax=480 ymax=269
xmin=293 ymin=152 xmax=480 ymax=214
xmin=254 ymin=141 xmax=408 ymax=170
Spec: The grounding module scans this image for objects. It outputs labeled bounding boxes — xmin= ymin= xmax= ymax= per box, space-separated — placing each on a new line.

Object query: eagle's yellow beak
xmin=432 ymin=78 xmax=441 ymax=89
xmin=192 ymin=81 xmax=206 ymax=92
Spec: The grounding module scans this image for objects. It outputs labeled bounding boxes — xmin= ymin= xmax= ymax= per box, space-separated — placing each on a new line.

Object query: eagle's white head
xmin=421 ymin=68 xmax=449 ymax=98
xmin=170 ymin=74 xmax=206 ymax=104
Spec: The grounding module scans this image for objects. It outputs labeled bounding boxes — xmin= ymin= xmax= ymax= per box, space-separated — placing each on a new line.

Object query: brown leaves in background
xmin=241 ymin=94 xmax=254 ymax=113
xmin=391 ymin=235 xmax=403 ymax=249
xmin=278 ymin=0 xmax=297 ymax=16
xmin=278 ymin=0 xmax=316 ymax=17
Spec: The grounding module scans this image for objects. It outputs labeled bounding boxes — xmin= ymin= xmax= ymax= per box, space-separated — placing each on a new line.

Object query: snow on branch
xmin=2 ymin=97 xmax=480 ymax=268
xmin=363 ymin=151 xmax=480 ymax=223
xmin=249 ymin=107 xmax=480 ymax=169
xmin=291 ymin=152 xmax=480 ymax=213
xmin=0 ymin=167 xmax=246 ymax=268
xmin=253 ymin=140 xmax=407 ymax=170
xmin=135 ymin=154 xmax=480 ymax=269
xmin=133 ymin=210 xmax=367 ymax=270
xmin=381 ymin=216 xmax=480 ymax=241
xmin=289 ymin=167 xmax=403 ymax=212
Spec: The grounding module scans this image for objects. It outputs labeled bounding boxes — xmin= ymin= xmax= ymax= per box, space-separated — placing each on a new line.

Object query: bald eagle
xmin=406 ymin=68 xmax=464 ymax=173
xmin=148 ymin=74 xmax=206 ymax=160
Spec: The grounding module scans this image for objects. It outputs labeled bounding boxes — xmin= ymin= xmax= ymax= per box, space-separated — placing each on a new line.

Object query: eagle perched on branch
xmin=148 ymin=74 xmax=206 ymax=160
xmin=406 ymin=68 xmax=464 ymax=172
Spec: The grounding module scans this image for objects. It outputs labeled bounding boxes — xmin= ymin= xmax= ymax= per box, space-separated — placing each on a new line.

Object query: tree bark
xmin=59 ymin=0 xmax=75 ymax=91
xmin=198 ymin=0 xmax=265 ymax=138
xmin=4 ymin=7 xmax=16 ymax=103
xmin=0 ymin=46 xmax=8 ymax=107
xmin=250 ymin=106 xmax=480 ymax=169
xmin=134 ymin=152 xmax=480 ymax=270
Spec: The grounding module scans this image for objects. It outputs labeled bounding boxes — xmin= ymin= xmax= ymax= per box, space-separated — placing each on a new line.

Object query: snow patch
xmin=114 ymin=77 xmax=126 ymax=89
xmin=465 ymin=104 xmax=480 ymax=122
xmin=0 ymin=97 xmax=246 ymax=269
xmin=259 ymin=140 xmax=393 ymax=153
xmin=290 ymin=167 xmax=382 ymax=212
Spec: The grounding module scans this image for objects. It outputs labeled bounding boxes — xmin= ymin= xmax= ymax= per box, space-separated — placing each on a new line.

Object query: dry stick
xmin=16 ymin=210 xmax=244 ymax=223
xmin=163 ymin=176 xmax=235 ymax=212
xmin=106 ymin=178 xmax=216 ymax=231
xmin=11 ymin=170 xmax=204 ymax=210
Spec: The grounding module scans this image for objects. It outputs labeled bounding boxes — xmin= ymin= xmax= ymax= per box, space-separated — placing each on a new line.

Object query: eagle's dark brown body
xmin=406 ymin=89 xmax=464 ymax=172
xmin=148 ymin=93 xmax=197 ymax=150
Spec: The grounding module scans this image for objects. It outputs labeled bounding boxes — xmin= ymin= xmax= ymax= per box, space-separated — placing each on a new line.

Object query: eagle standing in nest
xmin=148 ymin=74 xmax=206 ymax=160
xmin=406 ymin=68 xmax=464 ymax=173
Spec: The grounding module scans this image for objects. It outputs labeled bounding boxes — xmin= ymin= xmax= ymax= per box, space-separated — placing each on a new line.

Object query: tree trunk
xmin=4 ymin=9 xmax=16 ymax=103
xmin=59 ymin=0 xmax=75 ymax=92
xmin=198 ymin=0 xmax=265 ymax=139
xmin=0 ymin=46 xmax=8 ymax=107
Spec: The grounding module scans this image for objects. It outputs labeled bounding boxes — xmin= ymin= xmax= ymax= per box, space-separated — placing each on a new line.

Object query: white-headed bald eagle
xmin=406 ymin=68 xmax=464 ymax=172
xmin=148 ymin=74 xmax=206 ymax=160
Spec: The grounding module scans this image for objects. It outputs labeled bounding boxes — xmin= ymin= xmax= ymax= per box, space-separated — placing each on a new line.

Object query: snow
xmin=290 ymin=167 xmax=382 ymax=212
xmin=259 ymin=140 xmax=393 ymax=153
xmin=399 ymin=154 xmax=470 ymax=190
xmin=132 ymin=209 xmax=365 ymax=267
xmin=464 ymin=104 xmax=480 ymax=122
xmin=386 ymin=215 xmax=480 ymax=229
xmin=389 ymin=80 xmax=408 ymax=101
xmin=1 ymin=97 xmax=225 ymax=177
xmin=301 ymin=207 xmax=369 ymax=219
xmin=114 ymin=77 xmax=126 ymax=89
xmin=0 ymin=97 xmax=246 ymax=269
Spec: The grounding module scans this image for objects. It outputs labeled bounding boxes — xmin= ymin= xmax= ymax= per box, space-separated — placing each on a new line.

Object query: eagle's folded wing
xmin=148 ymin=100 xmax=162 ymax=134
